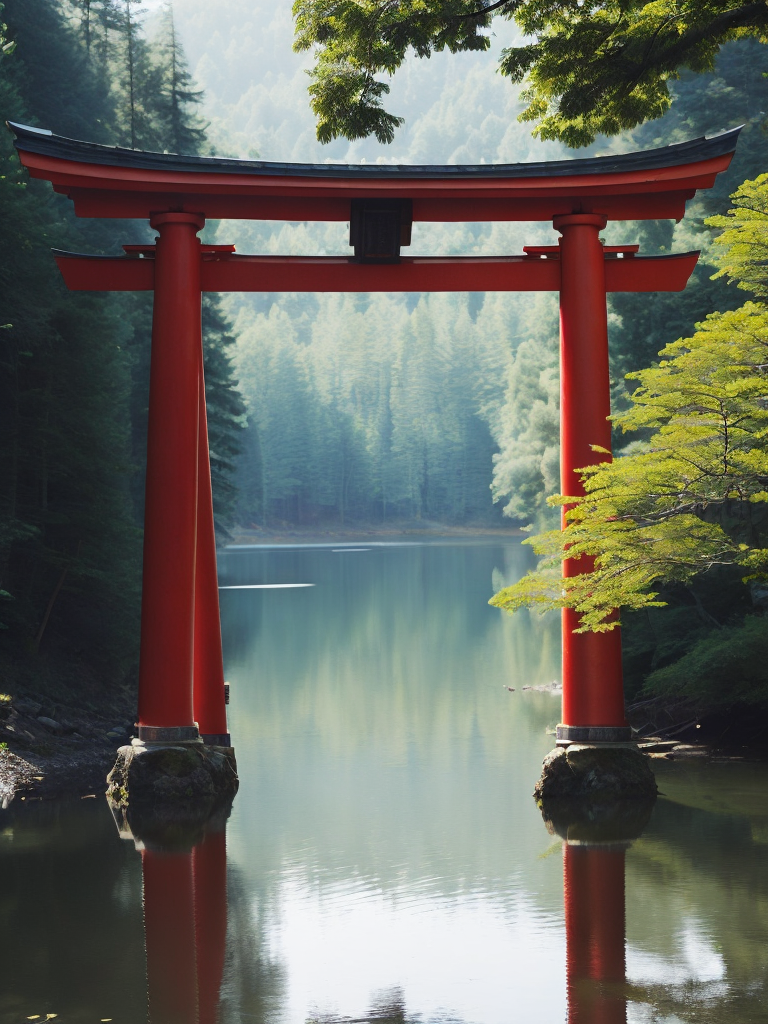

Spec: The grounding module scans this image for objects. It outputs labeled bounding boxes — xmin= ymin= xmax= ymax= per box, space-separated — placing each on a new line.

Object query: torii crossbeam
xmin=8 ymin=121 xmax=740 ymax=752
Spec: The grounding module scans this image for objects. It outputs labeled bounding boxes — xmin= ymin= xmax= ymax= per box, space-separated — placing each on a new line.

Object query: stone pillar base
xmin=106 ymin=742 xmax=238 ymax=850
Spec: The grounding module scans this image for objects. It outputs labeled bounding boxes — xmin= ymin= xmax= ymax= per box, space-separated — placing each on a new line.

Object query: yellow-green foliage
xmin=491 ymin=176 xmax=768 ymax=631
xmin=708 ymin=174 xmax=768 ymax=298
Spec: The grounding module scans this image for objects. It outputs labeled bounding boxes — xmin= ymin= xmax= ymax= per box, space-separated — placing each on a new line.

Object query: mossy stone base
xmin=106 ymin=742 xmax=238 ymax=850
xmin=535 ymin=744 xmax=658 ymax=804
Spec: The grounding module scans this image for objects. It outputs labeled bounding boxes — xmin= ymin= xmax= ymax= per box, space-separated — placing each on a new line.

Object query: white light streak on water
xmin=219 ymin=583 xmax=315 ymax=589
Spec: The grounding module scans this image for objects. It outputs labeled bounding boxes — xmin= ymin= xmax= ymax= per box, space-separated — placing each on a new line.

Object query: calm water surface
xmin=0 ymin=540 xmax=766 ymax=1023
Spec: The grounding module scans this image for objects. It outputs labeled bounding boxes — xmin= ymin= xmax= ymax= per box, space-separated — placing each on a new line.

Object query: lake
xmin=0 ymin=540 xmax=766 ymax=1023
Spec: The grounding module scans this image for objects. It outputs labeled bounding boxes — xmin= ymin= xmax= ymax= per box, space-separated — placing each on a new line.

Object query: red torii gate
xmin=8 ymin=121 xmax=740 ymax=750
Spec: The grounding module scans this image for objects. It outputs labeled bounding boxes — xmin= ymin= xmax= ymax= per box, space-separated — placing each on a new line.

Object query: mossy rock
xmin=535 ymin=745 xmax=658 ymax=804
xmin=106 ymin=743 xmax=238 ymax=849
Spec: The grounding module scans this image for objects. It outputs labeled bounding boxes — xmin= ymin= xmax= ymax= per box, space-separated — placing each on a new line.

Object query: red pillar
xmin=194 ymin=364 xmax=230 ymax=745
xmin=564 ymin=843 xmax=627 ymax=1024
xmin=142 ymin=848 xmax=199 ymax=1023
xmin=554 ymin=213 xmax=629 ymax=743
xmin=193 ymin=829 xmax=228 ymax=1024
xmin=137 ymin=212 xmax=204 ymax=743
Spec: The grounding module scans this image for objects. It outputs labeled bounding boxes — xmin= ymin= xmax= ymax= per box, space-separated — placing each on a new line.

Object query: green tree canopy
xmin=293 ymin=1 xmax=768 ymax=145
xmin=490 ymin=175 xmax=768 ymax=631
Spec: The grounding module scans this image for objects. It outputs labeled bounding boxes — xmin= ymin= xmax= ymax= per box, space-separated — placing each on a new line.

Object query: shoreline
xmin=1 ymin=693 xmax=764 ymax=810
xmin=0 ymin=690 xmax=135 ymax=807
xmin=227 ymin=521 xmax=524 ymax=546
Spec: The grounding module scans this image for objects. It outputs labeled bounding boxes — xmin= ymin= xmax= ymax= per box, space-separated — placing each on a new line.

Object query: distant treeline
xmin=234 ymin=291 xmax=516 ymax=528
xmin=0 ymin=0 xmax=243 ymax=696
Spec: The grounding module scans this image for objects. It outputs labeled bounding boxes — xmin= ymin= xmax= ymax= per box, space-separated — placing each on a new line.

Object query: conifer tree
xmin=491 ymin=336 xmax=559 ymax=527
xmin=0 ymin=1 xmax=141 ymax=669
xmin=0 ymin=0 xmax=244 ymax=696
xmin=202 ymin=296 xmax=246 ymax=532
xmin=88 ymin=1 xmax=123 ymax=76
xmin=113 ymin=0 xmax=162 ymax=150
xmin=154 ymin=1 xmax=208 ymax=154
xmin=111 ymin=5 xmax=244 ymax=532
xmin=73 ymin=0 xmax=95 ymax=54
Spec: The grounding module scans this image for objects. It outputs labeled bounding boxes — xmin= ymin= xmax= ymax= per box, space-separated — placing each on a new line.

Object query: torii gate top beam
xmin=9 ymin=121 xmax=741 ymax=223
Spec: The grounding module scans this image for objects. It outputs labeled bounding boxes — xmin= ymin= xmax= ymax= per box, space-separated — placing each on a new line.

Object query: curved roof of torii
xmin=8 ymin=120 xmax=741 ymax=223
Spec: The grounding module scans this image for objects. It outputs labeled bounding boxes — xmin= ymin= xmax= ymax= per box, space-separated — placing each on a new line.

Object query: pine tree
xmin=110 ymin=7 xmax=244 ymax=533
xmin=202 ymin=296 xmax=246 ymax=533
xmin=112 ymin=0 xmax=162 ymax=150
xmin=89 ymin=0 xmax=124 ymax=77
xmin=153 ymin=1 xmax=207 ymax=154
xmin=4 ymin=0 xmax=114 ymax=141
xmin=0 ymin=0 xmax=244 ymax=700
xmin=490 ymin=329 xmax=559 ymax=527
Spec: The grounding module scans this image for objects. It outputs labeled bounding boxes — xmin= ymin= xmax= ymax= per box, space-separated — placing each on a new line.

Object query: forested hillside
xmin=0 ymin=0 xmax=243 ymax=701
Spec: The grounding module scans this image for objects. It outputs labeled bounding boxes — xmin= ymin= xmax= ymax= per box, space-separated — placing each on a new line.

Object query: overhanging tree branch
xmin=455 ymin=0 xmax=519 ymax=20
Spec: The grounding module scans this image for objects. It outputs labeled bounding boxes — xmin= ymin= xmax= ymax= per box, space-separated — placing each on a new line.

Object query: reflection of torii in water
xmin=141 ymin=827 xmax=227 ymax=1024
xmin=8 ymin=121 xmax=739 ymax=766
xmin=138 ymin=823 xmax=636 ymax=1021
xmin=564 ymin=842 xmax=628 ymax=1024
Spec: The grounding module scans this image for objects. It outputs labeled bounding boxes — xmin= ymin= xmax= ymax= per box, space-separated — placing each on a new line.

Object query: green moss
xmin=154 ymin=748 xmax=200 ymax=777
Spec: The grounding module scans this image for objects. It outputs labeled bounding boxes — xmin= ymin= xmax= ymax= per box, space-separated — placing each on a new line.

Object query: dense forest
xmin=0 ymin=0 xmax=243 ymax=700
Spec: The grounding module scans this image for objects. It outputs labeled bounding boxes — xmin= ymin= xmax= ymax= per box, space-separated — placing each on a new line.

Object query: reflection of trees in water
xmin=308 ymin=986 xmax=469 ymax=1023
xmin=0 ymin=802 xmax=147 ymax=1021
xmin=625 ymin=795 xmax=768 ymax=1023
xmin=219 ymin=551 xmax=264 ymax=662
xmin=219 ymin=544 xmax=767 ymax=1024
xmin=225 ymin=542 xmax=560 ymax=763
xmin=220 ymin=865 xmax=287 ymax=1024
xmin=627 ymin=980 xmax=766 ymax=1024
xmin=222 ymin=542 xmax=566 ymax=921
